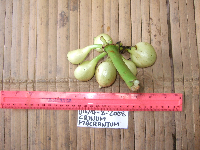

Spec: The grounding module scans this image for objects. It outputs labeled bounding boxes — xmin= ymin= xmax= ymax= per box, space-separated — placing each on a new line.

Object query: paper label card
xmin=77 ymin=110 xmax=128 ymax=129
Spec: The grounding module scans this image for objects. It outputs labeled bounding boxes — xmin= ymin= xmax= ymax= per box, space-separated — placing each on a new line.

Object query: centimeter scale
xmin=0 ymin=91 xmax=182 ymax=111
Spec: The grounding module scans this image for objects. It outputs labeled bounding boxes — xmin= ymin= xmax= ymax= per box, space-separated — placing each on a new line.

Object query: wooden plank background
xmin=0 ymin=0 xmax=199 ymax=149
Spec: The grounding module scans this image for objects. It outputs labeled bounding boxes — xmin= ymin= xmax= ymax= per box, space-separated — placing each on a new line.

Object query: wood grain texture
xmin=0 ymin=0 xmax=199 ymax=149
xmin=3 ymin=1 xmax=13 ymax=150
xmin=0 ymin=0 xmax=5 ymax=149
xmin=69 ymin=0 xmax=79 ymax=149
xmin=186 ymin=1 xmax=200 ymax=149
xmin=27 ymin=1 xmax=37 ymax=150
xmin=160 ymin=0 xmax=176 ymax=149
xmin=194 ymin=0 xmax=200 ymax=149
xmin=179 ymin=1 xmax=194 ymax=149
xmin=48 ymin=0 xmax=58 ymax=150
xmin=56 ymin=0 xmax=70 ymax=149
xmin=35 ymin=1 xmax=49 ymax=150
xmin=169 ymin=0 xmax=185 ymax=150
xmin=19 ymin=0 xmax=29 ymax=149
xmin=150 ymin=0 xmax=164 ymax=149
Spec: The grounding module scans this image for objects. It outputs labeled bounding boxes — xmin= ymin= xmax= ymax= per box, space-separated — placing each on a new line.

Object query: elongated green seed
xmin=104 ymin=45 xmax=140 ymax=91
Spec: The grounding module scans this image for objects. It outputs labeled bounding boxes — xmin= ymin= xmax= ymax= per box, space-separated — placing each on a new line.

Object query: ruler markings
xmin=0 ymin=91 xmax=182 ymax=111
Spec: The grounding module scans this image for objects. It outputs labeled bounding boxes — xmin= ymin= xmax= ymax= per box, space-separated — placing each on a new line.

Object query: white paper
xmin=77 ymin=110 xmax=128 ymax=129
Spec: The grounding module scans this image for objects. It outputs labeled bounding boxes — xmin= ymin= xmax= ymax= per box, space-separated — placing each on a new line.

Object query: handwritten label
xmin=77 ymin=110 xmax=128 ymax=129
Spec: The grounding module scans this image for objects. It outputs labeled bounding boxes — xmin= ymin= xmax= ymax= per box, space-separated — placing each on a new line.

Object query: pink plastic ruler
xmin=0 ymin=91 xmax=182 ymax=111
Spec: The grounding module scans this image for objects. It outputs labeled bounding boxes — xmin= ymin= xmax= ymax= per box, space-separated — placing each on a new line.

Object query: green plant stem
xmin=100 ymin=36 xmax=108 ymax=47
xmin=91 ymin=52 xmax=107 ymax=64
xmin=84 ymin=44 xmax=103 ymax=51
xmin=104 ymin=45 xmax=140 ymax=91
xmin=126 ymin=46 xmax=136 ymax=54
